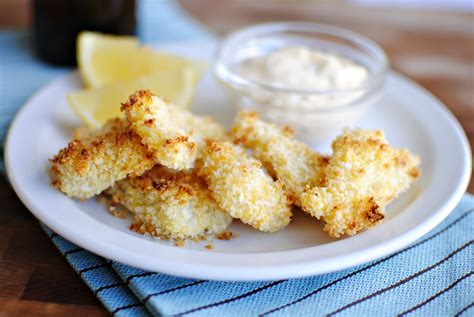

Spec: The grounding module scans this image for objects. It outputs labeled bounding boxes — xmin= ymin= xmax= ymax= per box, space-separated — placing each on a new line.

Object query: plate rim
xmin=4 ymin=43 xmax=471 ymax=281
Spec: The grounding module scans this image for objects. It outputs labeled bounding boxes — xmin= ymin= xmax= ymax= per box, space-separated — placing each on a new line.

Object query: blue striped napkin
xmin=1 ymin=1 xmax=473 ymax=316
xmin=41 ymin=196 xmax=473 ymax=316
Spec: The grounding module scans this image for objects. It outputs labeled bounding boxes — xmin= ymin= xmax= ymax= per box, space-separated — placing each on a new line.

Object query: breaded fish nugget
xmin=50 ymin=118 xmax=155 ymax=199
xmin=196 ymin=140 xmax=292 ymax=232
xmin=301 ymin=129 xmax=421 ymax=237
xmin=232 ymin=111 xmax=328 ymax=204
xmin=121 ymin=90 xmax=227 ymax=170
xmin=110 ymin=166 xmax=232 ymax=241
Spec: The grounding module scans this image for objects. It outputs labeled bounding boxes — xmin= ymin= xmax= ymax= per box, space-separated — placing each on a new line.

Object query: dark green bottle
xmin=32 ymin=0 xmax=136 ymax=66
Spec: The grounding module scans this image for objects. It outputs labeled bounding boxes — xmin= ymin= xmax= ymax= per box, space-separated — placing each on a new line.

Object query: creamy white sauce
xmin=232 ymin=46 xmax=375 ymax=146
xmin=237 ymin=46 xmax=368 ymax=109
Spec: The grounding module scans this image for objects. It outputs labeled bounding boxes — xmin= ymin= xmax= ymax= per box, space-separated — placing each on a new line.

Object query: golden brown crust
xmin=196 ymin=140 xmax=292 ymax=232
xmin=364 ymin=198 xmax=384 ymax=223
xmin=231 ymin=111 xmax=328 ymax=205
xmin=110 ymin=165 xmax=232 ymax=241
xmin=50 ymin=118 xmax=155 ymax=199
xmin=121 ymin=91 xmax=197 ymax=169
xmin=120 ymin=89 xmax=154 ymax=111
xmin=301 ymin=129 xmax=421 ymax=237
xmin=216 ymin=230 xmax=234 ymax=240
xmin=121 ymin=90 xmax=227 ymax=170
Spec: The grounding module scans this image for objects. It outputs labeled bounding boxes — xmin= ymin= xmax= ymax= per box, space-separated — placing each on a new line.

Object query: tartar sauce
xmin=231 ymin=45 xmax=376 ymax=146
xmin=237 ymin=46 xmax=368 ymax=109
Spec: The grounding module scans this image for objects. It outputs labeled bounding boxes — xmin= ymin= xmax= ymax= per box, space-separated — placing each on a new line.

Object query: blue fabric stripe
xmin=111 ymin=303 xmax=147 ymax=316
xmin=328 ymin=242 xmax=473 ymax=316
xmin=399 ymin=272 xmax=474 ymax=317
xmin=176 ymin=280 xmax=287 ymax=316
xmin=41 ymin=224 xmax=150 ymax=316
xmin=153 ymin=281 xmax=271 ymax=315
xmin=260 ymin=208 xmax=474 ymax=317
xmin=456 ymin=302 xmax=474 ymax=317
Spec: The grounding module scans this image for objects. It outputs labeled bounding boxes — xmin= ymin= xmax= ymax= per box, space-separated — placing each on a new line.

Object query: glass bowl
xmin=214 ymin=22 xmax=388 ymax=146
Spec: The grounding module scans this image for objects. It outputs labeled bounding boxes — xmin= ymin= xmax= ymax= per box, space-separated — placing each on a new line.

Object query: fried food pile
xmin=109 ymin=165 xmax=232 ymax=241
xmin=50 ymin=90 xmax=420 ymax=242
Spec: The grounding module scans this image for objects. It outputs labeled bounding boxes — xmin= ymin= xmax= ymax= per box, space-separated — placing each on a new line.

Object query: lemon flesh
xmin=71 ymin=31 xmax=206 ymax=128
xmin=68 ymin=69 xmax=196 ymax=129
xmin=77 ymin=31 xmax=206 ymax=88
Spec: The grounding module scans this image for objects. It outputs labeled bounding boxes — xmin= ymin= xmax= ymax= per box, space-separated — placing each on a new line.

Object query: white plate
xmin=5 ymin=41 xmax=471 ymax=281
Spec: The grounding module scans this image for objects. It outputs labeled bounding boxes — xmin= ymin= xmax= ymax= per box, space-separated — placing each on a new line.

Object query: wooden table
xmin=0 ymin=1 xmax=472 ymax=315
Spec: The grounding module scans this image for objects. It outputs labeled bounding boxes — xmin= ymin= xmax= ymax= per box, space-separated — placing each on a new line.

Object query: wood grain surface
xmin=0 ymin=0 xmax=472 ymax=316
xmin=0 ymin=177 xmax=108 ymax=316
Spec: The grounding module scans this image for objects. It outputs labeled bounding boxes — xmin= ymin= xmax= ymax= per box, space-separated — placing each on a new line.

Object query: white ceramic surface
xmin=5 ymin=41 xmax=471 ymax=281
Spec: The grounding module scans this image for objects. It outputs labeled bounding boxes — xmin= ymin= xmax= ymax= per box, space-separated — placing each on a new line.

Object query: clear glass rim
xmin=214 ymin=21 xmax=389 ymax=96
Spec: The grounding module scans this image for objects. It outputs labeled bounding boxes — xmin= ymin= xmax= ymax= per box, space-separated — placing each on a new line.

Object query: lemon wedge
xmin=77 ymin=31 xmax=206 ymax=88
xmin=67 ymin=69 xmax=196 ymax=129
xmin=71 ymin=31 xmax=206 ymax=128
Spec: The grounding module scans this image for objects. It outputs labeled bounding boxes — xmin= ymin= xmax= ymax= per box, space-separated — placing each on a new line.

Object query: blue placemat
xmin=1 ymin=1 xmax=473 ymax=316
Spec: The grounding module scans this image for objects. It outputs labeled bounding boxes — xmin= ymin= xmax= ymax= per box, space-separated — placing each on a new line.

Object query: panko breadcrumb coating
xmin=121 ymin=90 xmax=227 ymax=170
xmin=232 ymin=111 xmax=328 ymax=204
xmin=301 ymin=129 xmax=421 ymax=237
xmin=50 ymin=118 xmax=155 ymax=199
xmin=196 ymin=140 xmax=292 ymax=232
xmin=110 ymin=166 xmax=232 ymax=241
